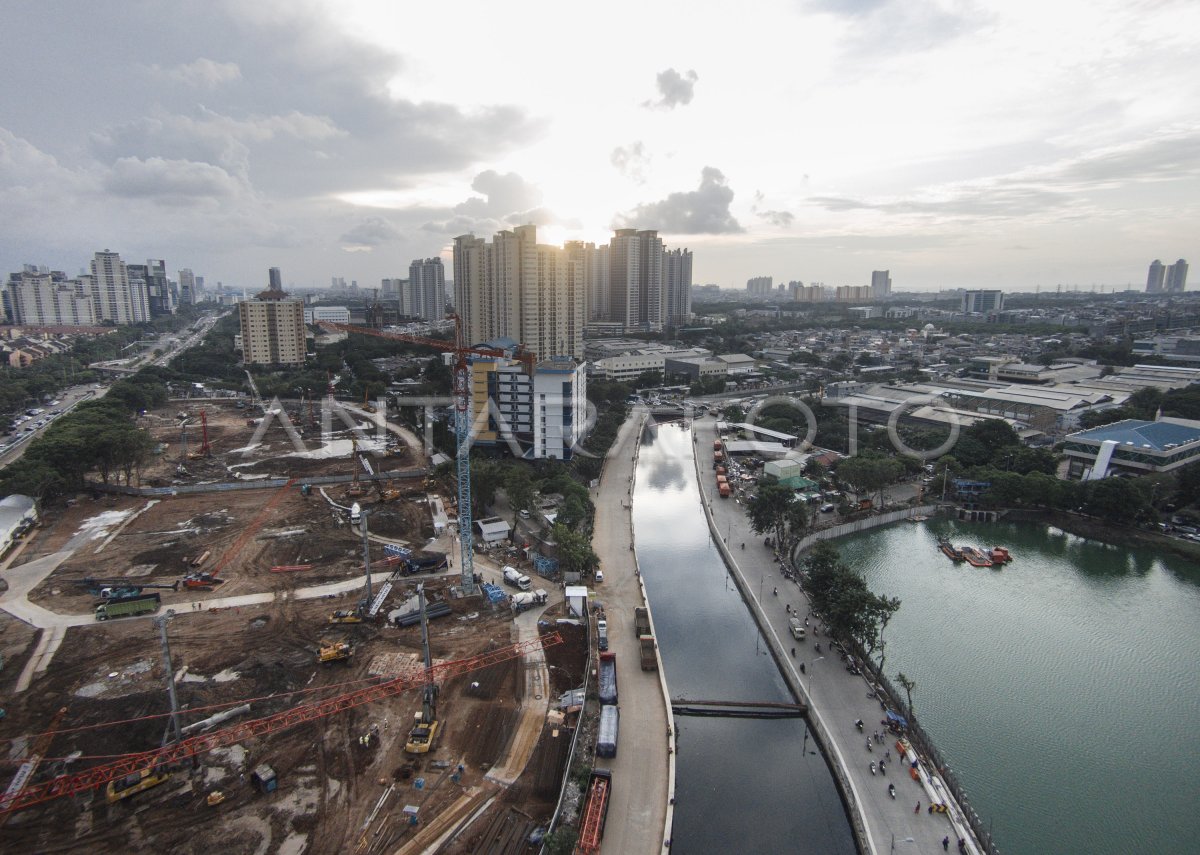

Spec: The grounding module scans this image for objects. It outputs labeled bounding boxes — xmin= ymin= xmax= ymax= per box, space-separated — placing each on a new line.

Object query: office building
xmin=1147 ymin=260 xmax=1165 ymax=293
xmin=962 ymin=290 xmax=1004 ymax=314
xmin=178 ymin=268 xmax=197 ymax=305
xmin=268 ymin=267 xmax=282 ymax=292
xmin=1166 ymin=259 xmax=1188 ymax=293
xmin=453 ymin=225 xmax=584 ymax=359
xmin=4 ymin=269 xmax=97 ymax=326
xmin=407 ymin=258 xmax=446 ymax=321
xmin=871 ymin=270 xmax=892 ymax=299
xmin=89 ymin=250 xmax=150 ymax=324
xmin=237 ymin=279 xmax=307 ymax=366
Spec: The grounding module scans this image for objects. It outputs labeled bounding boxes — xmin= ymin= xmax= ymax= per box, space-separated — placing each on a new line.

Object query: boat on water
xmin=937 ymin=536 xmax=964 ymax=562
xmin=959 ymin=546 xmax=994 ymax=567
xmin=990 ymin=546 xmax=1012 ymax=564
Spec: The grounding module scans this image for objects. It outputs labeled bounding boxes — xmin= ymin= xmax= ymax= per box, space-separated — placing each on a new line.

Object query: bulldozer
xmin=318 ymin=639 xmax=353 ymax=664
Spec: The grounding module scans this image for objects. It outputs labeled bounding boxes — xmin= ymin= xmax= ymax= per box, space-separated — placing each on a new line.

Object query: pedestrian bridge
xmin=670 ymin=698 xmax=807 ymax=719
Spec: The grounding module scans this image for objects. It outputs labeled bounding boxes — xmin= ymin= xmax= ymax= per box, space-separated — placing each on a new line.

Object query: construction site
xmin=0 ymin=393 xmax=591 ymax=854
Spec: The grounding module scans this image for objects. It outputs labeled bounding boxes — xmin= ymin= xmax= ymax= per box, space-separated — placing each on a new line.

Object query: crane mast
xmin=324 ymin=319 xmax=535 ymax=595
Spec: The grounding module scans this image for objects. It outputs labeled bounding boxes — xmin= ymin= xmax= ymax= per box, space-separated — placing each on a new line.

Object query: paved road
xmin=592 ymin=411 xmax=672 ymax=855
xmin=694 ymin=416 xmax=983 ymax=855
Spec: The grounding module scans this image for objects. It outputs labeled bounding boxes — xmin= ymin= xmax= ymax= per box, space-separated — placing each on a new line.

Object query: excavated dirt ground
xmin=0 ymin=400 xmax=585 ymax=854
xmin=0 ymin=585 xmax=584 ymax=854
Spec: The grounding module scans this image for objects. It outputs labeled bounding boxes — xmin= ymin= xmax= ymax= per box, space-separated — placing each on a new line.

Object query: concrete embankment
xmin=693 ymin=417 xmax=986 ymax=855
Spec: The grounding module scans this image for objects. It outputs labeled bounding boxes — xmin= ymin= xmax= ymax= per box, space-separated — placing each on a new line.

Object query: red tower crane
xmin=323 ymin=318 xmax=535 ymax=594
xmin=0 ymin=634 xmax=560 ymax=815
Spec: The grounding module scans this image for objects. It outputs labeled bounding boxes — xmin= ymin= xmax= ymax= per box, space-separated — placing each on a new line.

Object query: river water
xmin=632 ymin=422 xmax=856 ymax=855
xmin=836 ymin=517 xmax=1200 ymax=855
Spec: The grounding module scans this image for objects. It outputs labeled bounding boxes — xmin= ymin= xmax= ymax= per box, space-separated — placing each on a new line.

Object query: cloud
xmin=759 ymin=210 xmax=795 ymax=227
xmin=614 ymin=167 xmax=743 ymax=234
xmin=809 ymin=125 xmax=1200 ymax=222
xmin=611 ymin=142 xmax=650 ymax=182
xmin=340 ymin=217 xmax=401 ymax=252
xmin=103 ymin=156 xmax=243 ymax=204
xmin=454 ymin=170 xmax=543 ymax=218
xmin=154 ymin=58 xmax=242 ymax=88
xmin=645 ymin=68 xmax=699 ymax=110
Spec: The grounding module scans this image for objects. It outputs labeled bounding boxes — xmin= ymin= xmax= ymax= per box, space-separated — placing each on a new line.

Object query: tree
xmin=552 ymin=524 xmax=599 ymax=577
xmin=504 ymin=466 xmax=536 ymax=514
xmin=1084 ymin=477 xmax=1151 ymax=523
xmin=746 ymin=483 xmax=794 ymax=545
xmin=895 ymin=671 xmax=917 ymax=715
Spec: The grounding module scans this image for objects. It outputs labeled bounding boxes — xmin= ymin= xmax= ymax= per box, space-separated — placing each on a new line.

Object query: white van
xmin=594 ymin=569 xmax=604 ymax=584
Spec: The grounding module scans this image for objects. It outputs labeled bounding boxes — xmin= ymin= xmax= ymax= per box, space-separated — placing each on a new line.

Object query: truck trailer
xmin=598 ymin=652 xmax=618 ymax=705
xmin=596 ymin=705 xmax=619 ymax=758
xmin=633 ymin=607 xmax=651 ymax=637
xmin=95 ymin=593 xmax=160 ymax=621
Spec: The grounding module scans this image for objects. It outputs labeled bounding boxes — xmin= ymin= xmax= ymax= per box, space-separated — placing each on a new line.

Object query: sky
xmin=1 ymin=0 xmax=1198 ymax=293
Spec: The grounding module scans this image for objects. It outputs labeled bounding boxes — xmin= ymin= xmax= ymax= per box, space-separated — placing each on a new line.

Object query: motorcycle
xmin=869 ymin=762 xmax=876 ymax=775
xmin=866 ymin=739 xmax=872 ymax=752
xmin=855 ymin=719 xmax=864 ymax=732
xmin=888 ymin=783 xmax=896 ymax=799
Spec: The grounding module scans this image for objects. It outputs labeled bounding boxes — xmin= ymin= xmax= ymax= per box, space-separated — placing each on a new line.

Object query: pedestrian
xmin=914 ymin=802 xmax=920 ymax=814
xmin=928 ymin=805 xmax=933 ymax=814
xmin=885 ymin=749 xmax=891 ymax=761
xmin=942 ymin=836 xmax=949 ymax=851
xmin=958 ymin=839 xmax=966 ymax=854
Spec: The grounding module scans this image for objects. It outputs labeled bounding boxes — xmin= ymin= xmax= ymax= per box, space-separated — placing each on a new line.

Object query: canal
xmin=837 ymin=517 xmax=1200 ymax=855
xmin=632 ymin=422 xmax=856 ymax=854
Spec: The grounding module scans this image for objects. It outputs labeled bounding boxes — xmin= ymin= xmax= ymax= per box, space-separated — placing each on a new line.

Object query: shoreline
xmin=690 ymin=417 xmax=987 ymax=855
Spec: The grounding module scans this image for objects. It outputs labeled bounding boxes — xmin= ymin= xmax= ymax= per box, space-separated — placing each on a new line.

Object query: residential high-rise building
xmin=4 ymin=269 xmax=97 ymax=326
xmin=746 ymin=276 xmax=773 ymax=296
xmin=238 ymin=287 xmax=307 ymax=366
xmin=663 ymin=247 xmax=693 ymax=327
xmin=608 ymin=229 xmax=665 ymax=332
xmin=1166 ymin=259 xmax=1189 ymax=293
xmin=470 ymin=354 xmax=588 ymax=460
xmin=268 ymin=267 xmax=283 ymax=292
xmin=871 ymin=270 xmax=892 ymax=299
xmin=408 ymin=258 xmax=446 ymax=321
xmin=453 ymin=225 xmax=584 ymax=359
xmin=89 ymin=250 xmax=150 ymax=324
xmin=1147 ymin=260 xmax=1166 ymax=293
xmin=962 ymin=290 xmax=1004 ymax=314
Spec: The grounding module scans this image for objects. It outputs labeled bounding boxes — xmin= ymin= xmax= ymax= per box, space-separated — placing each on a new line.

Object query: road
xmin=592 ymin=411 xmax=673 ymax=855
xmin=694 ymin=415 xmax=983 ymax=855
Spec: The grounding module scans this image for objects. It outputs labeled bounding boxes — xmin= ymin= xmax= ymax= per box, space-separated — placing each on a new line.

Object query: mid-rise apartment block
xmin=408 ymin=258 xmax=446 ymax=321
xmin=238 ymin=275 xmax=307 ymax=366
xmin=962 ymin=290 xmax=1004 ymax=314
xmin=469 ymin=353 xmax=588 ymax=460
xmin=4 ymin=268 xmax=97 ymax=326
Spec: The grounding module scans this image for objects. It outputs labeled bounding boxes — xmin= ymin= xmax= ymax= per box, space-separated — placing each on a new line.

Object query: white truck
xmin=502 ymin=566 xmax=532 ymax=591
xmin=597 ymin=617 xmax=609 ymax=652
xmin=788 ymin=617 xmax=806 ymax=641
xmin=511 ymin=589 xmax=548 ymax=612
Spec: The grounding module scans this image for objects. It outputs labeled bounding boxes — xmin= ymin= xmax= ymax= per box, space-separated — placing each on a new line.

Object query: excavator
xmin=318 ymin=638 xmax=353 ymax=664
xmin=329 ymin=609 xmax=363 ymax=625
xmin=404 ymin=586 xmax=440 ymax=754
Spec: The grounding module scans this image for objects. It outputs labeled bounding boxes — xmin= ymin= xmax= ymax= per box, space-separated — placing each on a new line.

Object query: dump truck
xmin=95 ymin=593 xmax=160 ymax=621
xmin=633 ymin=607 xmax=650 ymax=637
xmin=718 ymin=482 xmax=732 ymax=498
xmin=639 ymin=635 xmax=657 ymax=671
xmin=712 ymin=440 xmax=722 ymax=451
xmin=598 ymin=651 xmax=618 ymax=705
xmin=318 ymin=639 xmax=353 ymax=663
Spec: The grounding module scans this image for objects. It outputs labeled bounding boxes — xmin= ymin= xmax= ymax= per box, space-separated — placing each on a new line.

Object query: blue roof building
xmin=1063 ymin=418 xmax=1200 ymax=478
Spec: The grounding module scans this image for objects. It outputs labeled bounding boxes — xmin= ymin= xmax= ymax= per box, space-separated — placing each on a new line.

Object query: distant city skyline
xmin=1 ymin=1 xmax=1197 ymax=292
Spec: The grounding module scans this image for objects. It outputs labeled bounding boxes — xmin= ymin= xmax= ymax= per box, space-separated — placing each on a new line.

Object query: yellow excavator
xmin=318 ymin=639 xmax=353 ymax=664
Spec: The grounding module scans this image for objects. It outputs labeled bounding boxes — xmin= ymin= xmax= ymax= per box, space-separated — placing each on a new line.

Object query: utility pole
xmin=155 ymin=611 xmax=182 ymax=746
xmin=360 ymin=510 xmax=372 ymax=614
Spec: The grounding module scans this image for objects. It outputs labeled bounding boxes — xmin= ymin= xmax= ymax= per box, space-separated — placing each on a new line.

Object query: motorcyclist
xmin=870 ymin=761 xmax=876 ymax=775
xmin=888 ymin=783 xmax=896 ymax=799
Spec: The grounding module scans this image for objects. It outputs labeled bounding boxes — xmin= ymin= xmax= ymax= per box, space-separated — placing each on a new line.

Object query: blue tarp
xmin=886 ymin=710 xmax=908 ymax=728
xmin=480 ymin=583 xmax=506 ymax=604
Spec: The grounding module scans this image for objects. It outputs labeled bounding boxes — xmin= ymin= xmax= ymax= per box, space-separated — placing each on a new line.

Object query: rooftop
xmin=1068 ymin=418 xmax=1200 ymax=452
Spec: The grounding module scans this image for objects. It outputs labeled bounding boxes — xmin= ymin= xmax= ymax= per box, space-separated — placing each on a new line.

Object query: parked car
xmin=820 ymin=503 xmax=835 ymax=512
